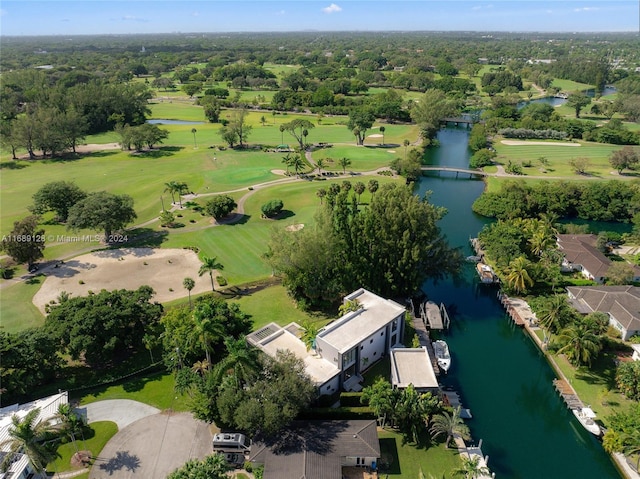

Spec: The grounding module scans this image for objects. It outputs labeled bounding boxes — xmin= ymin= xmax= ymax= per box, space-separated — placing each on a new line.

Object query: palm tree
xmin=537 ymin=294 xmax=571 ymax=336
xmin=213 ymin=337 xmax=260 ymax=388
xmin=53 ymin=403 xmax=86 ymax=453
xmin=282 ymin=153 xmax=293 ymax=174
xmin=260 ymin=115 xmax=266 ymax=127
xmin=191 ymin=128 xmax=197 ymax=148
xmin=361 ymin=377 xmax=396 ymax=428
xmin=164 ymin=181 xmax=179 ymax=205
xmin=403 ymin=139 xmax=410 ymax=159
xmin=452 ymin=456 xmax=490 ymax=479
xmin=279 ymin=124 xmax=285 ymax=144
xmin=339 ymin=157 xmax=351 ymax=174
xmin=557 ymin=321 xmax=602 ymax=367
xmin=192 ymin=303 xmax=225 ymax=365
xmin=191 ymin=359 xmax=211 ymax=376
xmin=198 ymin=256 xmax=223 ymax=292
xmin=183 ymin=277 xmax=195 ymax=309
xmin=429 ymin=406 xmax=470 ymax=448
xmin=368 ymin=179 xmax=379 ymax=197
xmin=291 ymin=154 xmax=305 ymax=177
xmin=0 ymin=408 xmax=57 ymax=476
xmin=300 ymin=321 xmax=320 ymax=351
xmin=504 ymin=256 xmax=534 ymax=294
xmin=316 ymin=157 xmax=326 ymax=175
xmin=353 ymin=181 xmax=366 ymax=204
xmin=379 ymin=126 xmax=386 ymax=145
xmin=316 ymin=187 xmax=327 ymax=205
xmin=176 ymin=181 xmax=188 ymax=207
xmin=621 ymin=429 xmax=640 ymax=471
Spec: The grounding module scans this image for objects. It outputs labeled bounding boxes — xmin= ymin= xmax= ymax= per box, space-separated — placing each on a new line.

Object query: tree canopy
xmin=30 ymin=181 xmax=87 ymax=222
xmin=66 ymin=191 xmax=137 ymax=239
xmin=1 ymin=215 xmax=45 ymax=266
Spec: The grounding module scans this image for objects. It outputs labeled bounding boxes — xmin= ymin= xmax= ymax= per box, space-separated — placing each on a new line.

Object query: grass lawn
xmin=552 ymin=78 xmax=593 ymax=92
xmin=378 ymin=428 xmax=460 ymax=478
xmin=47 ymin=421 xmax=118 ymax=475
xmin=552 ymin=352 xmax=636 ymax=426
xmin=78 ymin=370 xmax=191 ymax=411
xmin=311 ymin=145 xmax=398 ymax=172
xmin=0 ymin=275 xmax=47 ymax=332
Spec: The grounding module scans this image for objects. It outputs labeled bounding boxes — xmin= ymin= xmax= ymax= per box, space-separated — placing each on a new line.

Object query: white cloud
xmin=322 ymin=3 xmax=342 ymax=14
xmin=574 ymin=7 xmax=599 ymax=12
xmin=472 ymin=4 xmax=493 ymax=11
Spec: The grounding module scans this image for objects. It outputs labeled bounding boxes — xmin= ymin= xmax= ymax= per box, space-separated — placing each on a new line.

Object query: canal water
xmin=417 ymin=128 xmax=621 ymax=478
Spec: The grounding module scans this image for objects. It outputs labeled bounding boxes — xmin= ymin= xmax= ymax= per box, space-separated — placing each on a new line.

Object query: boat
xmin=476 ymin=263 xmax=497 ymax=284
xmin=572 ymin=407 xmax=601 ymax=436
xmin=432 ymin=340 xmax=451 ymax=372
xmin=465 ymin=255 xmax=481 ymax=263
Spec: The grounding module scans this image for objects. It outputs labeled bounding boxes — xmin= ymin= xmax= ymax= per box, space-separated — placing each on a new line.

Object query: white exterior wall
xmin=315 ymin=336 xmax=339 ymax=367
xmin=343 ymin=456 xmax=378 ymax=468
xmin=359 ymin=328 xmax=387 ymax=371
xmin=319 ymin=374 xmax=341 ymax=396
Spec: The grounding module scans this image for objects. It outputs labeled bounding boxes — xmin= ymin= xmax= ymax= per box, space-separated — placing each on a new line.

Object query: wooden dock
xmin=410 ymin=312 xmax=441 ymax=375
xmin=497 ymin=292 xmax=525 ymax=327
xmin=420 ymin=301 xmax=450 ymax=330
xmin=553 ymin=378 xmax=584 ymax=409
xmin=469 ymin=237 xmax=485 ymax=258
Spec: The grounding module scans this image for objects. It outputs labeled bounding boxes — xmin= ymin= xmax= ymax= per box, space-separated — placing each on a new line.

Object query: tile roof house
xmin=249 ymin=420 xmax=380 ymax=479
xmin=0 ymin=391 xmax=68 ymax=479
xmin=567 ymin=285 xmax=640 ymax=340
xmin=247 ymin=288 xmax=405 ymax=394
xmin=557 ymin=234 xmax=640 ymax=284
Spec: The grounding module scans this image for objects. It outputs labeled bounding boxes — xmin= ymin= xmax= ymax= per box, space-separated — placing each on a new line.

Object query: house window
xmin=392 ymin=318 xmax=398 ymax=332
xmin=380 ymin=331 xmax=384 ymax=336
xmin=343 ymin=348 xmax=356 ymax=367
xmin=370 ymin=339 xmax=373 ymax=344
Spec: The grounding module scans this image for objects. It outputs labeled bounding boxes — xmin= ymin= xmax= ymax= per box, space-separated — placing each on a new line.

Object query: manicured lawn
xmin=78 ymin=370 xmax=191 ymax=411
xmin=47 ymin=421 xmax=118 ymax=475
xmin=0 ymin=275 xmax=47 ymax=332
xmin=552 ymin=78 xmax=593 ymax=92
xmin=552 ymin=352 xmax=636 ymax=426
xmin=378 ymin=428 xmax=460 ymax=478
xmin=311 ymin=145 xmax=399 ymax=172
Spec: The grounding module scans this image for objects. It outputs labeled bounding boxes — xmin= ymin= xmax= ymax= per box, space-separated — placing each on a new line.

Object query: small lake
xmin=417 ymin=127 xmax=621 ymax=479
xmin=147 ymin=119 xmax=205 ymax=125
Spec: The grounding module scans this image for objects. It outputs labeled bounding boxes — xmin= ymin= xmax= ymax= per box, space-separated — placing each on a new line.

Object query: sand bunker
xmin=285 ymin=224 xmax=305 ymax=232
xmin=367 ymin=134 xmax=384 ymax=138
xmin=33 ymin=248 xmax=215 ymax=313
xmin=500 ymin=140 xmax=580 ymax=147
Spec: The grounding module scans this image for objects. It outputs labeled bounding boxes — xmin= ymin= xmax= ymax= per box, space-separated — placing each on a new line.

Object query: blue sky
xmin=1 ymin=1 xmax=637 ymax=36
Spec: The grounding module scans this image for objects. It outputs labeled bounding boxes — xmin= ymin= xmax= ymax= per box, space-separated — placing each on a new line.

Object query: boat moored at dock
xmin=476 ymin=263 xmax=498 ymax=284
xmin=433 ymin=339 xmax=451 ymax=372
xmin=572 ymin=407 xmax=602 ymax=436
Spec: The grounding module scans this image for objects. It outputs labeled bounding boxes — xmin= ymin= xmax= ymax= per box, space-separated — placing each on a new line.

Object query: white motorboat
xmin=476 ymin=263 xmax=497 ymax=284
xmin=432 ymin=340 xmax=451 ymax=372
xmin=572 ymin=407 xmax=601 ymax=436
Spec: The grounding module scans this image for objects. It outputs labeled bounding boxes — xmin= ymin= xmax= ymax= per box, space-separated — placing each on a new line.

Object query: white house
xmin=390 ymin=347 xmax=439 ymax=394
xmin=0 ymin=391 xmax=68 ymax=479
xmin=631 ymin=344 xmax=640 ymax=362
xmin=247 ymin=288 xmax=406 ymax=394
xmin=567 ymin=285 xmax=640 ymax=341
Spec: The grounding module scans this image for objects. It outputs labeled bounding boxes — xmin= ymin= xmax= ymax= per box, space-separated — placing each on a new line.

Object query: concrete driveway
xmin=87 ymin=410 xmax=213 ymax=479
xmin=78 ymin=400 xmax=160 ymax=429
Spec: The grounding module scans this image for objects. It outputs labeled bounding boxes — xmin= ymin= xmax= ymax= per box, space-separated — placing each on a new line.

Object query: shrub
xmin=216 ymin=276 xmax=227 ymax=287
xmin=205 ymin=195 xmax=237 ymax=220
xmin=339 ymin=392 xmax=363 ymax=407
xmin=261 ymin=199 xmax=284 ymax=218
xmin=469 ymin=148 xmax=496 ymax=168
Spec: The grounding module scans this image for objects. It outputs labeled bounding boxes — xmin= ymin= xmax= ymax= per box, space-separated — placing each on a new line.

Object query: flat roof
xmin=248 ymin=323 xmax=340 ymax=387
xmin=318 ymin=289 xmax=405 ymax=353
xmin=390 ymin=347 xmax=439 ymax=390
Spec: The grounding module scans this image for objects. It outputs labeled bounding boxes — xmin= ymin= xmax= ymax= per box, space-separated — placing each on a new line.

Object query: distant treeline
xmin=472 ymin=180 xmax=640 ymax=222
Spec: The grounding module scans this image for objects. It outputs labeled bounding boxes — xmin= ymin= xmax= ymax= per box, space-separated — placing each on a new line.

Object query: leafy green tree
xmin=159 ymin=210 xmax=175 ymax=227
xmin=66 ymin=191 xmax=136 ymax=240
xmin=347 ymin=108 xmax=375 ymax=145
xmin=183 ymin=277 xmax=195 ymax=309
xmin=199 ymin=96 xmax=221 ymax=123
xmin=281 ymin=118 xmax=315 ymax=150
xmin=410 ymin=88 xmax=459 ymax=140
xmin=182 ymin=83 xmax=202 ymax=98
xmin=469 ymin=149 xmax=496 ymax=169
xmin=205 ymin=195 xmax=236 ymax=220
xmin=566 ymin=92 xmax=591 ymax=118
xmin=198 ymin=256 xmax=224 ymax=292
xmin=394 ymin=386 xmax=441 ymax=444
xmin=261 ymin=199 xmax=284 ymax=218
xmin=361 ymin=377 xmax=397 ymax=428
xmin=429 ymin=406 xmax=471 ymax=448
xmin=1 ymin=215 xmax=45 ymax=267
xmin=45 ymin=286 xmax=163 ymax=366
xmin=609 ymin=146 xmax=640 ymax=174
xmin=0 ymin=409 xmax=57 ymax=475
xmin=192 ymin=301 xmax=226 ymax=366
xmin=607 ymin=262 xmax=635 ymax=285
xmin=228 ymin=108 xmax=252 ymax=148
xmin=532 ymin=294 xmax=575 ymax=336
xmin=30 ymin=181 xmax=87 ymax=222
xmin=452 ymin=455 xmax=490 ymax=479
xmin=166 ymin=453 xmax=228 ymax=479
xmin=616 ymin=362 xmax=640 ymax=401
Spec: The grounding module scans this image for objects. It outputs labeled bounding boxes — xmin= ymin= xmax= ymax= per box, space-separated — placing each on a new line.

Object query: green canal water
xmin=417 ymin=128 xmax=621 ymax=479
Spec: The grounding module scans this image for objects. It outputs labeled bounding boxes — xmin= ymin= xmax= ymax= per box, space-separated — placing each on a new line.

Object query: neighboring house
xmin=557 ymin=234 xmax=640 ymax=283
xmin=0 ymin=391 xmax=68 ymax=479
xmin=249 ymin=420 xmax=380 ymax=479
xmin=632 ymin=344 xmax=640 ymax=361
xmin=247 ymin=288 xmax=406 ymax=394
xmin=390 ymin=347 xmax=439 ymax=394
xmin=567 ymin=285 xmax=640 ymax=340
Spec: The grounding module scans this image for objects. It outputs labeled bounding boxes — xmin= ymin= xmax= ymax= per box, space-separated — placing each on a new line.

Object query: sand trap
xmin=271 ymin=169 xmax=287 ymax=175
xmin=367 ymin=134 xmax=383 ymax=138
xmin=33 ymin=248 xmax=215 ymax=313
xmin=500 ymin=140 xmax=580 ymax=147
xmin=285 ymin=224 xmax=304 ymax=231
xmin=387 ymin=150 xmax=396 ymax=154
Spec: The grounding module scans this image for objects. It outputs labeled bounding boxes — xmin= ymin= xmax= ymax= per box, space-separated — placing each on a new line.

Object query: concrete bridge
xmin=421 ymin=166 xmax=489 ymax=177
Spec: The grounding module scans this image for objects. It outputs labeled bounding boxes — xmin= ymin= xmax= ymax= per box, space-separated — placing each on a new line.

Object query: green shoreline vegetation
xmin=2 ymin=31 xmax=639 ymax=477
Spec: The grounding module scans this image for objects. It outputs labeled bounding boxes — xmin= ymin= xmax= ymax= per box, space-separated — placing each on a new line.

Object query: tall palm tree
xmin=164 ymin=181 xmax=179 ymax=204
xmin=176 ymin=182 xmax=189 ymax=207
xmin=213 ymin=337 xmax=260 ymax=388
xmin=0 ymin=409 xmax=57 ymax=476
xmin=379 ymin=126 xmax=386 ymax=145
xmin=279 ymin=124 xmax=285 ymax=144
xmin=339 ymin=157 xmax=351 ymax=174
xmin=504 ymin=256 xmax=534 ymax=294
xmin=537 ymin=294 xmax=571 ymax=336
xmin=367 ymin=179 xmax=379 ymax=196
xmin=192 ymin=303 xmax=225 ymax=365
xmin=291 ymin=154 xmax=305 ymax=177
xmin=429 ymin=406 xmax=470 ymax=448
xmin=53 ymin=403 xmax=86 ymax=453
xmin=403 ymin=139 xmax=410 ymax=159
xmin=191 ymin=128 xmax=197 ymax=148
xmin=316 ymin=188 xmax=327 ymax=205
xmin=198 ymin=256 xmax=223 ymax=292
xmin=300 ymin=321 xmax=320 ymax=351
xmin=282 ymin=153 xmax=293 ymax=174
xmin=183 ymin=277 xmax=195 ymax=309
xmin=353 ymin=182 xmax=366 ymax=204
xmin=557 ymin=321 xmax=602 ymax=367
xmin=315 ymin=157 xmax=326 ymax=175
xmin=191 ymin=359 xmax=211 ymax=376
xmin=452 ymin=456 xmax=490 ymax=479
xmin=621 ymin=429 xmax=640 ymax=470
